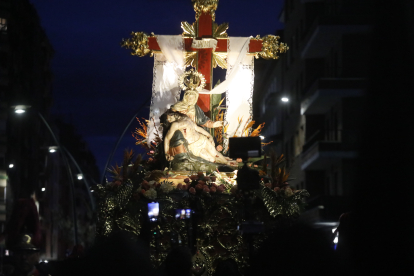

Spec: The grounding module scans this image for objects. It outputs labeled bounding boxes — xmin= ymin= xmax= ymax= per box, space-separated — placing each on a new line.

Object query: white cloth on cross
xmin=222 ymin=37 xmax=254 ymax=139
xmin=147 ymin=35 xmax=254 ymax=145
xmin=147 ymin=35 xmax=185 ymax=145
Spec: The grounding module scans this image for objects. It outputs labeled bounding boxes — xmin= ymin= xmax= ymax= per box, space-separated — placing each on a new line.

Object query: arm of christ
xmin=164 ymin=123 xmax=179 ymax=159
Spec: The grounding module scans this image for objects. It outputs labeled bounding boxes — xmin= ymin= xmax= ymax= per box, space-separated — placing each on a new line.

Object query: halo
xmin=179 ymin=69 xmax=206 ymax=92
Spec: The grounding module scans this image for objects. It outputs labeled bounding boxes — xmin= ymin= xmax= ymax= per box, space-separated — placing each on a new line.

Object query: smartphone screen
xmin=175 ymin=209 xmax=191 ymax=220
xmin=148 ymin=202 xmax=159 ymax=221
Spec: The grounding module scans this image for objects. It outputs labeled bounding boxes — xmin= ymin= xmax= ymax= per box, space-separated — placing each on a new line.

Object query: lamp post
xmin=100 ymin=96 xmax=151 ymax=184
xmin=10 ymin=105 xmax=93 ymax=246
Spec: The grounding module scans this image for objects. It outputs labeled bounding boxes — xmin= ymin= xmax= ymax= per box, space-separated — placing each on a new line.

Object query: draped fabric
xmin=224 ymin=37 xmax=254 ymax=140
xmin=147 ymin=36 xmax=254 ymax=147
xmin=147 ymin=35 xmax=185 ymax=145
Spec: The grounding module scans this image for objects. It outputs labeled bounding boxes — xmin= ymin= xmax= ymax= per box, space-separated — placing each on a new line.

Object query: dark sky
xmin=30 ymin=0 xmax=284 ymax=178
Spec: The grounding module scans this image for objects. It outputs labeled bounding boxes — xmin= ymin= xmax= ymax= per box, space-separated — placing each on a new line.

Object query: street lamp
xmin=77 ymin=174 xmax=83 ymax=180
xmin=8 ymin=164 xmax=14 ymax=168
xmin=100 ymin=96 xmax=151 ymax=184
xmin=281 ymin=97 xmax=289 ymax=102
xmin=12 ymin=105 xmax=31 ymax=114
xmin=11 ymin=106 xmax=80 ymax=245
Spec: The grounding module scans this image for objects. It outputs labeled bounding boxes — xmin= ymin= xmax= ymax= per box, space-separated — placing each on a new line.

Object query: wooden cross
xmin=121 ymin=0 xmax=288 ymax=118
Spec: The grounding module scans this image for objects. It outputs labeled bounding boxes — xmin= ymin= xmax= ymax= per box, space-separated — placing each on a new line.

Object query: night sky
xmin=30 ymin=0 xmax=284 ymax=178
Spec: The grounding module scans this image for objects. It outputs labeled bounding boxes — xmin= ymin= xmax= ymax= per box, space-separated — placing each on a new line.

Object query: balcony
xmin=301 ymin=78 xmax=365 ymax=115
xmin=301 ymin=15 xmax=371 ymax=59
xmin=301 ymin=139 xmax=357 ymax=170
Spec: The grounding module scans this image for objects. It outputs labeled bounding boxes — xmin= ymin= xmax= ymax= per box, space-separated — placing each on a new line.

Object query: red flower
xmin=140 ymin=189 xmax=146 ymax=194
xmin=197 ymin=171 xmax=204 ymax=177
xmin=198 ymin=180 xmax=206 ymax=185
xmin=230 ymin=186 xmax=237 ymax=194
xmin=177 ymin=183 xmax=182 ymax=190
xmin=236 ymin=158 xmax=242 ymax=163
xmin=203 ymin=187 xmax=210 ymax=193
xmin=204 ymin=176 xmax=210 ymax=181
xmin=189 ymin=187 xmax=196 ymax=194
xmin=182 ymin=184 xmax=189 ymax=190
xmin=184 ymin=178 xmax=190 ymax=183
xmin=210 ymin=186 xmax=217 ymax=193
xmin=274 ymin=187 xmax=280 ymax=192
xmin=265 ymin=183 xmax=271 ymax=188
xmin=216 ymin=145 xmax=223 ymax=152
xmin=141 ymin=182 xmax=150 ymax=190
xmin=195 ymin=184 xmax=203 ymax=190
xmin=190 ymin=175 xmax=198 ymax=180
xmin=217 ymin=186 xmax=225 ymax=193
xmin=211 ymin=176 xmax=217 ymax=182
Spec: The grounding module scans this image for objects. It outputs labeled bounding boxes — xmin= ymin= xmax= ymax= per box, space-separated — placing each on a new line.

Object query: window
xmin=0 ymin=18 xmax=7 ymax=32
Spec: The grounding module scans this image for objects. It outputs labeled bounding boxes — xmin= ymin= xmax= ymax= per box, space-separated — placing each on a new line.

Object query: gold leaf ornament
xmin=212 ymin=52 xmax=227 ymax=69
xmin=258 ymin=35 xmax=289 ymax=60
xmin=121 ymin=31 xmax=153 ymax=57
xmin=181 ymin=21 xmax=196 ymax=37
xmin=213 ymin=22 xmax=229 ymax=38
xmin=192 ymin=0 xmax=219 ymax=21
xmin=185 ymin=52 xmax=197 ymax=67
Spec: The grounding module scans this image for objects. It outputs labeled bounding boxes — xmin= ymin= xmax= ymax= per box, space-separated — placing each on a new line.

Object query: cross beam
xmin=121 ymin=1 xmax=288 ymax=116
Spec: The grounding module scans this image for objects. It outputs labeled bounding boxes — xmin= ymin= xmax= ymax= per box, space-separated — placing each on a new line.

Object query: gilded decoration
xmin=121 ymin=31 xmax=154 ymax=57
xmin=182 ymin=21 xmax=196 ymax=38
xmin=179 ymin=69 xmax=206 ymax=91
xmin=192 ymin=0 xmax=219 ymax=21
xmin=256 ymin=34 xmax=289 ymax=60
xmin=212 ymin=22 xmax=229 ymax=38
xmin=95 ymin=149 xmax=310 ymax=275
xmin=212 ymin=52 xmax=227 ymax=69
xmin=181 ymin=20 xmax=229 ymax=69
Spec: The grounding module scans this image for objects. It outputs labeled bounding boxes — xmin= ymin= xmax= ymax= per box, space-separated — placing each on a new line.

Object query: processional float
xmin=95 ymin=1 xmax=309 ymax=275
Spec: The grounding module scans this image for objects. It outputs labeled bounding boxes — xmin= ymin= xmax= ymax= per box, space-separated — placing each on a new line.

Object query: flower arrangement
xmin=95 ymin=148 xmax=310 ymax=274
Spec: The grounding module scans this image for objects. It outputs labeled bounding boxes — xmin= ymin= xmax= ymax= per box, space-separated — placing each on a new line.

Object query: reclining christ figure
xmin=164 ymin=111 xmax=232 ymax=165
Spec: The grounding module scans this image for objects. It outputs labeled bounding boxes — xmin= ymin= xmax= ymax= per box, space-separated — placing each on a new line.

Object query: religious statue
xmin=171 ymin=70 xmax=223 ymax=129
xmin=161 ymin=70 xmax=235 ymax=171
xmin=164 ymin=111 xmax=231 ymax=165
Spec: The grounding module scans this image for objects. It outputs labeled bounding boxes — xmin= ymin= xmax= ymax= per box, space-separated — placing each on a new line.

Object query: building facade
xmin=254 ymin=0 xmax=372 ymax=226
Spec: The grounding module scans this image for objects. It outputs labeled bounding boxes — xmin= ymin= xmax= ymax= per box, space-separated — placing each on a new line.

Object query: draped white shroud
xmin=147 ymin=35 xmax=185 ymax=145
xmin=222 ymin=37 xmax=254 ymax=139
xmin=147 ymin=36 xmax=254 ymax=145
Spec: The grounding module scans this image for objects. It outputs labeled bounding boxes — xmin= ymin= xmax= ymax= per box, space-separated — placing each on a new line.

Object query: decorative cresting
xmin=121 ymin=31 xmax=154 ymax=57
xmin=179 ymin=69 xmax=206 ymax=92
xmin=256 ymin=34 xmax=289 ymax=60
xmin=192 ymin=0 xmax=219 ymax=21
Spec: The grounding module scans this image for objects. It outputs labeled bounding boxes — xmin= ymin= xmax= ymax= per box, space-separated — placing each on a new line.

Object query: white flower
xmin=160 ymin=182 xmax=173 ymax=193
xmin=144 ymin=188 xmax=157 ymax=200
xmin=213 ymin=171 xmax=222 ymax=179
xmin=285 ymin=187 xmax=294 ymax=197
